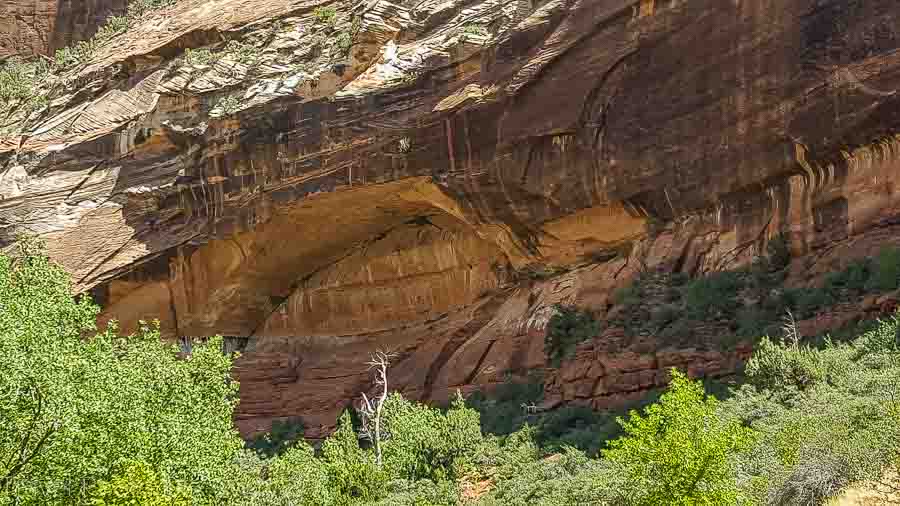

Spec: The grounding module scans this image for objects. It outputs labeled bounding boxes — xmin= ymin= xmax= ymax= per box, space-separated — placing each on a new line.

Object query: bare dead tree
xmin=782 ymin=309 xmax=802 ymax=347
xmin=357 ymin=350 xmax=396 ymax=467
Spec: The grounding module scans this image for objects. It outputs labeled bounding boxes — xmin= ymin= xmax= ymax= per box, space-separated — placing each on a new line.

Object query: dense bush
xmin=0 ymin=240 xmax=243 ymax=504
xmin=465 ymin=378 xmax=544 ymax=436
xmin=685 ymin=270 xmax=744 ymax=319
xmin=248 ymin=417 xmax=306 ymax=457
xmin=544 ymin=305 xmax=601 ymax=366
xmin=603 ymin=369 xmax=755 ymax=505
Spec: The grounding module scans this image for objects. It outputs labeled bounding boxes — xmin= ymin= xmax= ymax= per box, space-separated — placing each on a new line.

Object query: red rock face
xmin=1 ymin=0 xmax=898 ymax=436
xmin=0 ymin=0 xmax=126 ymax=59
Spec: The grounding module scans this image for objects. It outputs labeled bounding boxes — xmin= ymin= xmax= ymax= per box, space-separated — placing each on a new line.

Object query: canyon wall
xmin=1 ymin=0 xmax=898 ymax=436
xmin=0 ymin=0 xmax=126 ymax=59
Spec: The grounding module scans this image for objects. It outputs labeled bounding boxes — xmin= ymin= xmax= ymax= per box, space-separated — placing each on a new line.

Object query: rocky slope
xmin=1 ymin=0 xmax=898 ymax=436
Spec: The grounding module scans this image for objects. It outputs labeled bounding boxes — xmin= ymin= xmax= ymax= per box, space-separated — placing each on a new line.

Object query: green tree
xmin=602 ymin=369 xmax=755 ymax=505
xmin=545 ymin=305 xmax=600 ymax=366
xmin=88 ymin=460 xmax=191 ymax=505
xmin=0 ymin=240 xmax=243 ymax=504
xmin=381 ymin=392 xmax=482 ymax=482
xmin=321 ymin=411 xmax=388 ymax=503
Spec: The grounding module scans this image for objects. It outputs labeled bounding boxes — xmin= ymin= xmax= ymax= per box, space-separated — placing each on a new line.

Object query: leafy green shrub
xmin=370 ymin=479 xmax=460 ymax=506
xmin=0 ymin=240 xmax=243 ymax=504
xmin=854 ymin=315 xmax=900 ymax=355
xmin=684 ymin=271 xmax=744 ymax=318
xmin=544 ymin=305 xmax=601 ymax=366
xmin=314 ymin=6 xmax=338 ymax=25
xmin=460 ymin=24 xmax=488 ymax=43
xmin=224 ymin=40 xmax=260 ymax=65
xmin=462 ymin=24 xmax=488 ymax=37
xmin=94 ymin=15 xmax=130 ymax=43
xmin=650 ymin=304 xmax=679 ymax=330
xmin=534 ymin=406 xmax=620 ymax=456
xmin=612 ymin=281 xmax=642 ymax=307
xmin=789 ymin=287 xmax=834 ymax=318
xmin=824 ymin=258 xmax=872 ymax=294
xmin=211 ymin=95 xmax=241 ymax=117
xmin=767 ymin=234 xmax=792 ymax=269
xmin=603 ymin=369 xmax=755 ymax=505
xmin=736 ymin=306 xmax=773 ymax=339
xmin=321 ymin=411 xmax=388 ymax=502
xmin=744 ymin=335 xmax=833 ymax=391
xmin=381 ymin=393 xmax=482 ymax=482
xmin=477 ymin=444 xmax=618 ymax=506
xmin=256 ymin=442 xmax=334 ymax=505
xmin=466 ymin=378 xmax=543 ymax=436
xmin=88 ymin=460 xmax=191 ymax=505
xmin=0 ymin=59 xmax=50 ymax=130
xmin=868 ymin=246 xmax=900 ymax=292
xmin=183 ymin=48 xmax=219 ymax=66
xmin=335 ymin=31 xmax=353 ymax=55
xmin=726 ymin=317 xmax=900 ymax=505
xmin=248 ymin=417 xmax=305 ymax=457
xmin=127 ymin=0 xmax=178 ymax=18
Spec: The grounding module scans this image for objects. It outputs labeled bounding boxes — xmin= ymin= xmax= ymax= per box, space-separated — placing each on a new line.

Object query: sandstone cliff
xmin=0 ymin=0 xmax=127 ymax=59
xmin=1 ymin=0 xmax=898 ymax=436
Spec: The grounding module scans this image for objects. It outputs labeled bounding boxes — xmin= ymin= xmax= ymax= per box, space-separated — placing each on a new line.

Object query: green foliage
xmin=477 ymin=443 xmax=618 ymax=506
xmin=534 ymin=405 xmax=622 ymax=457
xmin=745 ymin=335 xmax=830 ymax=391
xmin=314 ymin=6 xmax=338 ymax=25
xmin=51 ymin=0 xmax=180 ymax=71
xmin=183 ymin=48 xmax=219 ymax=66
xmin=335 ymin=31 xmax=353 ymax=56
xmin=544 ymin=305 xmax=601 ymax=366
xmin=520 ymin=264 xmax=568 ymax=281
xmin=248 ymin=417 xmax=306 ymax=457
xmin=94 ymin=15 xmax=130 ymax=43
xmin=224 ymin=40 xmax=260 ymax=65
xmin=460 ymin=24 xmax=488 ymax=43
xmin=381 ymin=393 xmax=482 ymax=482
xmin=321 ymin=411 xmax=388 ymax=502
xmin=603 ymin=369 xmax=755 ymax=505
xmin=212 ymin=95 xmax=242 ymax=117
xmin=245 ymin=443 xmax=334 ymax=505
xmin=870 ymin=246 xmax=900 ymax=292
xmin=466 ymin=378 xmax=544 ymax=436
xmin=684 ymin=270 xmax=744 ymax=319
xmin=88 ymin=460 xmax=191 ymax=505
xmin=612 ymin=280 xmax=643 ymax=307
xmin=462 ymin=24 xmax=487 ymax=36
xmin=127 ymin=0 xmax=178 ymax=18
xmin=824 ymin=257 xmax=873 ymax=294
xmin=0 ymin=240 xmax=243 ymax=504
xmin=0 ymin=59 xmax=50 ymax=131
xmin=725 ymin=317 xmax=900 ymax=504
xmin=370 ymin=479 xmax=460 ymax=506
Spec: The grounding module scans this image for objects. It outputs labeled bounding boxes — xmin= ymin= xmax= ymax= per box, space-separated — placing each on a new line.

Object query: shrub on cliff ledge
xmin=545 ymin=305 xmax=601 ymax=367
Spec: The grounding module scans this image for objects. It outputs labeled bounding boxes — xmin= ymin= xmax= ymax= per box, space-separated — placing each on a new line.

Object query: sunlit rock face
xmin=1 ymin=0 xmax=898 ymax=435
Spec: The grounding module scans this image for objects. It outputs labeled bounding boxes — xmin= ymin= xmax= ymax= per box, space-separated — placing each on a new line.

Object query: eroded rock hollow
xmin=1 ymin=0 xmax=898 ymax=436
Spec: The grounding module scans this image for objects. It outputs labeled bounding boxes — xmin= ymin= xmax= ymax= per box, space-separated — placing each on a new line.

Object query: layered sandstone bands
xmin=1 ymin=0 xmax=898 ymax=435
